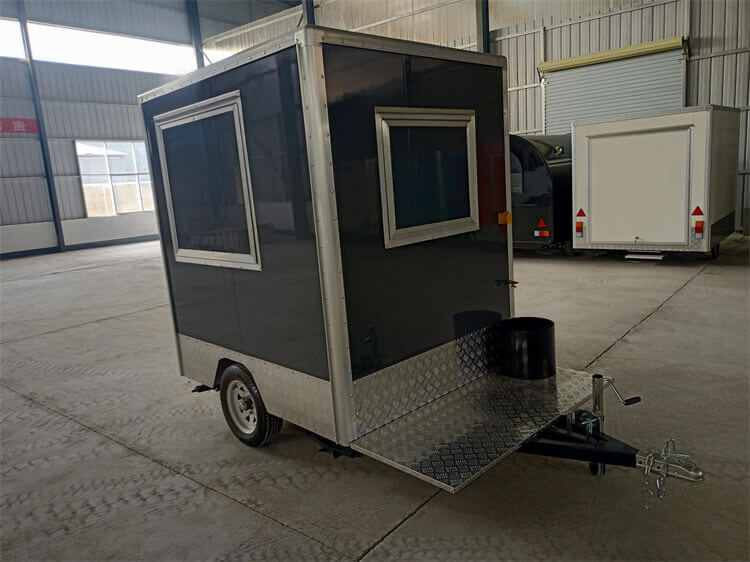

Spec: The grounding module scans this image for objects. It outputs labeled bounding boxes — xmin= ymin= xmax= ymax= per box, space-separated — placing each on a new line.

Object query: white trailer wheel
xmin=226 ymin=381 xmax=258 ymax=435
xmin=219 ymin=364 xmax=283 ymax=447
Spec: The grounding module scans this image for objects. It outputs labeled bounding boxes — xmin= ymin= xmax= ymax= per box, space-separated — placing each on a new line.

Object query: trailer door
xmin=588 ymin=127 xmax=690 ymax=245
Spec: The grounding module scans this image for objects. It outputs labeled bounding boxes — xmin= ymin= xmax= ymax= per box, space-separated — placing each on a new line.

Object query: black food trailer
xmin=139 ymin=26 xmax=703 ymax=497
xmin=510 ymin=134 xmax=573 ymax=252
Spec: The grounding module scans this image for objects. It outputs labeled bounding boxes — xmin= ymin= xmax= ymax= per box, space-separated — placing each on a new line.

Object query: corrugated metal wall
xmin=0 ymin=2 xmax=182 ymax=247
xmin=34 ymin=62 xmax=175 ymax=221
xmin=203 ymin=0 xmax=478 ymax=54
xmin=0 ymin=59 xmax=174 ymax=229
xmin=492 ymin=0 xmax=687 ymax=134
xmin=2 ymin=0 xmax=747 ymax=245
xmin=0 ymin=0 xmax=190 ymax=43
xmin=686 ymin=0 xmax=749 ymax=227
xmin=491 ymin=0 xmax=748 ymax=228
xmin=0 ymin=58 xmax=52 ymax=226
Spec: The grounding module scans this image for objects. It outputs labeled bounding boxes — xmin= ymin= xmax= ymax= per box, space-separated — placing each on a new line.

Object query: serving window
xmin=155 ymin=91 xmax=261 ymax=270
xmin=374 ymin=107 xmax=479 ymax=249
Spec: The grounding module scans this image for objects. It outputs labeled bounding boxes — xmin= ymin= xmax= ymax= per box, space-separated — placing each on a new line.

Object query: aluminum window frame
xmin=154 ymin=90 xmax=262 ymax=271
xmin=374 ymin=107 xmax=479 ymax=249
xmin=75 ymin=139 xmax=152 ymax=216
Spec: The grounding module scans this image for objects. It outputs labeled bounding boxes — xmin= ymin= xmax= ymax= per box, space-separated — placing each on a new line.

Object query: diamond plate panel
xmin=353 ymin=326 xmax=500 ymax=437
xmin=178 ymin=335 xmax=336 ymax=440
xmin=351 ymin=368 xmax=592 ymax=492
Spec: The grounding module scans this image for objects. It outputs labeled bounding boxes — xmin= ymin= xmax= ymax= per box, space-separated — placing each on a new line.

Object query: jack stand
xmin=519 ymin=374 xmax=704 ymax=509
xmin=308 ymin=432 xmax=362 ymax=459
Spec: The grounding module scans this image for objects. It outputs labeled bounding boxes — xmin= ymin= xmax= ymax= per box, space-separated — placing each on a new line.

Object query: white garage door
xmin=544 ymin=49 xmax=685 ymax=134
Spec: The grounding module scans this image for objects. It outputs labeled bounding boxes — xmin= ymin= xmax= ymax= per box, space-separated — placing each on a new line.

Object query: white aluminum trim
xmin=303 ymin=27 xmax=506 ymax=69
xmin=139 ymin=26 xmax=505 ymax=104
xmin=138 ymin=33 xmax=298 ymax=103
xmin=297 ymin=36 xmax=356 ymax=445
xmin=501 ymin=67 xmax=515 ymax=317
xmin=572 ymin=104 xmax=738 ymax=128
xmin=374 ymin=107 xmax=480 ymax=249
xmin=154 ymin=91 xmax=262 ymax=271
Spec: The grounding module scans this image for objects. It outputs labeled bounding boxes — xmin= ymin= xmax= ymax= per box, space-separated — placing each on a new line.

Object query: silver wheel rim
xmin=226 ymin=381 xmax=257 ymax=435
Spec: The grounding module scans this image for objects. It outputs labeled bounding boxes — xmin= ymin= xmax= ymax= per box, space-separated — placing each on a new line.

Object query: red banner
xmin=0 ymin=118 xmax=39 ymax=134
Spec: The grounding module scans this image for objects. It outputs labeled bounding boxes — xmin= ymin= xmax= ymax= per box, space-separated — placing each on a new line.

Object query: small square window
xmin=375 ymin=107 xmax=479 ymax=249
xmin=154 ymin=91 xmax=261 ymax=271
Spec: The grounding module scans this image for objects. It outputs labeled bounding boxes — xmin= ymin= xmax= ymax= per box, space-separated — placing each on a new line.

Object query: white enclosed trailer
xmin=572 ymin=106 xmax=740 ymax=256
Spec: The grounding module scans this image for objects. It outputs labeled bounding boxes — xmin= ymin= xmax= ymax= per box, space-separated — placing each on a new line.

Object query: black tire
xmin=589 ymin=462 xmax=606 ymax=476
xmin=219 ymin=364 xmax=283 ymax=447
xmin=710 ymin=244 xmax=720 ymax=260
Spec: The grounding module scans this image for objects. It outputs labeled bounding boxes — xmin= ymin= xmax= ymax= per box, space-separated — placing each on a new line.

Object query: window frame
xmin=374 ymin=107 xmax=479 ymax=249
xmin=154 ymin=90 xmax=261 ymax=271
xmin=75 ymin=139 xmax=152 ymax=216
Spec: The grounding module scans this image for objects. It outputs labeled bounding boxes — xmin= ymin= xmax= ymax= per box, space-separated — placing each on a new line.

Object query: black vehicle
xmin=510 ymin=134 xmax=573 ymax=253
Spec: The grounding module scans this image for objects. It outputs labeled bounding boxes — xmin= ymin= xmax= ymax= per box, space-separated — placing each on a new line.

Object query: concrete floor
xmin=1 ymin=236 xmax=747 ymax=560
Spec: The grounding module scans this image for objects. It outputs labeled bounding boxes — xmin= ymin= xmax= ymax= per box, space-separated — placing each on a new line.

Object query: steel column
xmin=475 ymin=0 xmax=489 ymax=53
xmin=17 ymin=0 xmax=65 ymax=252
xmin=302 ymin=0 xmax=315 ymax=25
xmin=185 ymin=0 xmax=204 ymax=68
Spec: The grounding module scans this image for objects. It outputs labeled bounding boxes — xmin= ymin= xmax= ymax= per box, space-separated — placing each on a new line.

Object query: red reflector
xmin=692 ymin=206 xmax=704 ymax=216
xmin=576 ymin=209 xmax=586 ymax=217
xmin=575 ymin=221 xmax=583 ymax=232
xmin=538 ymin=219 xmax=547 ymax=228
xmin=695 ymin=220 xmax=704 ymax=233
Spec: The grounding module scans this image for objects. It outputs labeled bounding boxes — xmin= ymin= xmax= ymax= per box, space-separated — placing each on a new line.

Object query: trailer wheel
xmin=219 ymin=364 xmax=282 ymax=447
xmin=589 ymin=462 xmax=606 ymax=476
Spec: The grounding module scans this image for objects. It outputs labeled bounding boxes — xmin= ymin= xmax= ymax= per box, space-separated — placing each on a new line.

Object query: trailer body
xmin=572 ymin=106 xmax=740 ymax=253
xmin=139 ymin=26 xmax=592 ymax=492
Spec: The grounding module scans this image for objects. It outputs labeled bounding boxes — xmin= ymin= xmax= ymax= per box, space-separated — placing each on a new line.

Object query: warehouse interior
xmin=0 ymin=0 xmax=748 ymax=560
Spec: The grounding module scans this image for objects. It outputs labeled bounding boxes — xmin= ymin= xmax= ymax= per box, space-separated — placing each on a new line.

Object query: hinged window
xmin=155 ymin=91 xmax=261 ymax=270
xmin=375 ymin=107 xmax=479 ymax=249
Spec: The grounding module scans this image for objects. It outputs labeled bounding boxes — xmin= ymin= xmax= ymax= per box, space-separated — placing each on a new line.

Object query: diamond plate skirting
xmin=178 ymin=335 xmax=337 ymax=440
xmin=351 ymin=368 xmax=592 ymax=492
xmin=352 ymin=325 xmax=500 ymax=437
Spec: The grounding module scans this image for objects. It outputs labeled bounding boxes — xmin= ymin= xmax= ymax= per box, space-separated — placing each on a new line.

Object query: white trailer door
xmin=588 ymin=127 xmax=690 ymax=244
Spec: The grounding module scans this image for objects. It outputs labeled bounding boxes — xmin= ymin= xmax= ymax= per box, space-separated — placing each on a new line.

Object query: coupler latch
xmin=639 ymin=438 xmax=704 ymax=509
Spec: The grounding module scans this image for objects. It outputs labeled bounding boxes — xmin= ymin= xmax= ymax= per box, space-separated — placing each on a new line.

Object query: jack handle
xmin=601 ymin=377 xmax=641 ymax=406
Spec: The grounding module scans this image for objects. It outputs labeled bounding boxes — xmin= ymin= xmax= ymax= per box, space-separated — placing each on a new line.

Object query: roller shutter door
xmin=544 ymin=49 xmax=684 ymax=134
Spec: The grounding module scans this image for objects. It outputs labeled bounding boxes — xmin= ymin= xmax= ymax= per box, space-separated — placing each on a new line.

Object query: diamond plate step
xmin=351 ymin=368 xmax=593 ymax=492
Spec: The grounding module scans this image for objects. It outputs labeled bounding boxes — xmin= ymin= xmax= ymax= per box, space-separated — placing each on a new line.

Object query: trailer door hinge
xmin=497 ymin=210 xmax=513 ymax=225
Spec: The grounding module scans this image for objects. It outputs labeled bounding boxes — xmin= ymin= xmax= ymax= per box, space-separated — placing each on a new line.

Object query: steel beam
xmin=475 ymin=0 xmax=490 ymax=53
xmin=17 ymin=0 xmax=65 ymax=252
xmin=302 ymin=0 xmax=315 ymax=25
xmin=185 ymin=0 xmax=204 ymax=68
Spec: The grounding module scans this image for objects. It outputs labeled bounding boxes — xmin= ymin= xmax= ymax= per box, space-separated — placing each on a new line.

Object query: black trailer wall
xmin=323 ymin=44 xmax=510 ymax=380
xmin=141 ymin=48 xmax=329 ymax=380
